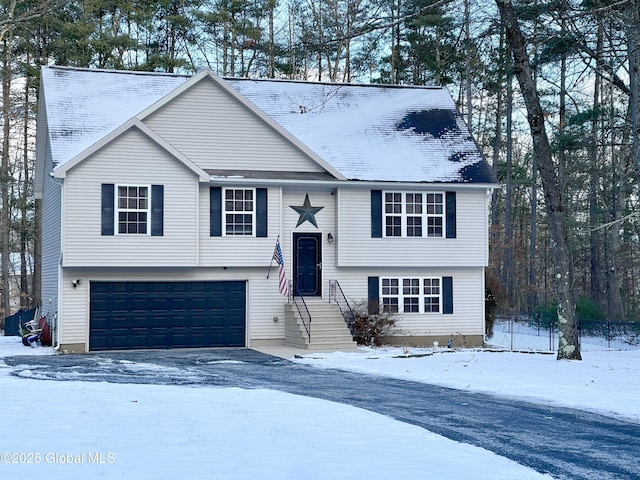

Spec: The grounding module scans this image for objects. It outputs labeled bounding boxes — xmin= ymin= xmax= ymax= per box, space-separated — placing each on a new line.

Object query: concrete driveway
xmin=5 ymin=348 xmax=640 ymax=480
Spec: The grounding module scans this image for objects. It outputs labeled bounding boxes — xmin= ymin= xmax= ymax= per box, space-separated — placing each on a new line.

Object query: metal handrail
xmin=290 ymin=281 xmax=311 ymax=342
xmin=329 ymin=280 xmax=355 ymax=335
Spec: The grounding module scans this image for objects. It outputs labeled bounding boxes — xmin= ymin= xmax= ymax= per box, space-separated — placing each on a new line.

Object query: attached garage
xmin=89 ymin=281 xmax=246 ymax=351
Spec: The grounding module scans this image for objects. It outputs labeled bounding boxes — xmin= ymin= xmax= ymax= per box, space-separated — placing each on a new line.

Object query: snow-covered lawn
xmin=1 ymin=323 xmax=637 ymax=479
xmin=295 ymin=324 xmax=640 ymax=423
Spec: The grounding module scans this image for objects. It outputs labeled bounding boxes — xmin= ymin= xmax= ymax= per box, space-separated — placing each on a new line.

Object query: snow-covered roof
xmin=42 ymin=67 xmax=189 ymax=167
xmin=41 ymin=66 xmax=495 ymax=184
xmin=226 ymin=79 xmax=494 ymax=183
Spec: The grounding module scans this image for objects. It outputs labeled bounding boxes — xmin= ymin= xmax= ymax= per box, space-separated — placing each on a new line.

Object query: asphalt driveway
xmin=5 ymin=348 xmax=640 ymax=480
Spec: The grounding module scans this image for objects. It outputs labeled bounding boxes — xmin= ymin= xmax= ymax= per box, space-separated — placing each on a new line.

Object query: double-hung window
xmin=384 ymin=193 xmax=402 ymax=237
xmin=381 ymin=278 xmax=399 ymax=313
xmin=117 ymin=185 xmax=149 ymax=234
xmin=406 ymin=193 xmax=423 ymax=237
xmin=384 ymin=192 xmax=444 ymax=238
xmin=381 ymin=277 xmax=442 ymax=314
xmin=423 ymin=278 xmax=441 ymax=312
xmin=403 ymin=278 xmax=420 ymax=312
xmin=210 ymin=187 xmax=267 ymax=238
xmin=224 ymin=188 xmax=254 ymax=235
xmin=426 ymin=193 xmax=444 ymax=237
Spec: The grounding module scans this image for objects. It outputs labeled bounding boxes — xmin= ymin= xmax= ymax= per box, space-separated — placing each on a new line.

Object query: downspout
xmin=484 ymin=187 xmax=495 ymax=346
xmin=195 ymin=178 xmax=200 ymax=267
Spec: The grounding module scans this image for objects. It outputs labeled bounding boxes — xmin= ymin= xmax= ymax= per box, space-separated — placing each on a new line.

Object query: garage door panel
xmin=89 ymin=281 xmax=246 ymax=351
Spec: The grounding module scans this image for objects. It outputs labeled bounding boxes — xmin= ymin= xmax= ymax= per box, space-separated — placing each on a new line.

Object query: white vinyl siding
xmin=200 ymin=186 xmax=338 ymax=273
xmin=40 ymin=139 xmax=61 ymax=321
xmin=62 ymin=128 xmax=198 ymax=267
xmin=59 ymin=270 xmax=89 ymax=345
xmin=143 ymin=78 xmax=327 ymax=174
xmin=283 ymin=188 xmax=338 ymax=299
xmin=337 ymin=188 xmax=490 ymax=268
xmin=34 ymin=93 xmax=49 ymax=199
xmin=329 ymin=267 xmax=485 ymax=338
xmin=198 ymin=185 xmax=282 ymax=266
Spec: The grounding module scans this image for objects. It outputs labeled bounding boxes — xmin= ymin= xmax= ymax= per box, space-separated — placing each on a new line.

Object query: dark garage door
xmin=90 ymin=281 xmax=246 ymax=351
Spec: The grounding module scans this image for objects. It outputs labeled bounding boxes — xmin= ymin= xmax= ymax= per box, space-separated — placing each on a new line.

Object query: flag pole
xmin=267 ymin=235 xmax=279 ymax=279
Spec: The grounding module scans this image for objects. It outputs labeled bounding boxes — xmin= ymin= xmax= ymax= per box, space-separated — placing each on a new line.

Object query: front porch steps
xmin=284 ymin=300 xmax=358 ymax=350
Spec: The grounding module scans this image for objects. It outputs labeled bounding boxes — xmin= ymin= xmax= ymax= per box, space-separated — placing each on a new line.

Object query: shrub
xmin=485 ymin=286 xmax=497 ymax=337
xmin=350 ymin=300 xmax=397 ymax=346
xmin=576 ymin=297 xmax=605 ymax=321
xmin=535 ymin=297 xmax=606 ymax=325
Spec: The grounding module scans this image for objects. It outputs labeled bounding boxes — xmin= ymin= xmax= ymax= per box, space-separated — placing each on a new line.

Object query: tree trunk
xmin=496 ymin=0 xmax=581 ymax=360
xmin=1 ymin=38 xmax=12 ymax=322
xmin=503 ymin=56 xmax=514 ymax=304
xmin=20 ymin=66 xmax=29 ymax=308
xmin=490 ymin=27 xmax=504 ymax=227
xmin=529 ymin=142 xmax=538 ymax=314
xmin=589 ymin=19 xmax=603 ymax=307
xmin=464 ymin=0 xmax=472 ymax=127
xmin=626 ymin=0 xmax=640 ymax=181
xmin=269 ymin=1 xmax=275 ymax=78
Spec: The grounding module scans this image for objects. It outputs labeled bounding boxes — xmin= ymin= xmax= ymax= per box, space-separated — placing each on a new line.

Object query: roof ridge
xmin=224 ymin=76 xmax=445 ymax=90
xmin=45 ymin=66 xmax=444 ymax=90
xmin=46 ymin=65 xmax=191 ymax=79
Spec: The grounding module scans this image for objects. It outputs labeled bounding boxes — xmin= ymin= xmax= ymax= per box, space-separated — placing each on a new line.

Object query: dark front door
xmin=294 ymin=233 xmax=322 ymax=296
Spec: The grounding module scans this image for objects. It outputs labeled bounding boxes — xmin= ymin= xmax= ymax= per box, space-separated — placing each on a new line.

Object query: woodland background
xmin=1 ymin=0 xmax=639 ymax=328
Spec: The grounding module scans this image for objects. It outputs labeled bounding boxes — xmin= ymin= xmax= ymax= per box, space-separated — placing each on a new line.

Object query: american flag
xmin=273 ymin=239 xmax=289 ymax=297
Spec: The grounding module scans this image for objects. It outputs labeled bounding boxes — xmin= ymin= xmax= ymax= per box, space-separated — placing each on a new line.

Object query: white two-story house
xmin=35 ymin=66 xmax=496 ymax=353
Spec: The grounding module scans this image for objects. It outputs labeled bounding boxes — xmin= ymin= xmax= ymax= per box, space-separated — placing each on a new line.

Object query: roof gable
xmin=53 ymin=118 xmax=209 ymax=182
xmin=138 ymin=73 xmax=345 ymax=179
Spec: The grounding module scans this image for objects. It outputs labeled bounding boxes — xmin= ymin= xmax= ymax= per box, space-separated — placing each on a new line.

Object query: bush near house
xmin=350 ymin=300 xmax=397 ymax=346
xmin=486 ymin=286 xmax=497 ymax=337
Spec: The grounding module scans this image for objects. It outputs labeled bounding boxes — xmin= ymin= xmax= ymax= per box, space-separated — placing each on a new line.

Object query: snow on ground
xmin=0 ymin=368 xmax=551 ymax=480
xmin=295 ymin=322 xmax=640 ymax=424
xmin=2 ymin=323 xmax=637 ymax=479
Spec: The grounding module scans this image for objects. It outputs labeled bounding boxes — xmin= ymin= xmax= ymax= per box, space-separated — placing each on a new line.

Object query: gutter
xmin=207 ymin=176 xmax=498 ymax=190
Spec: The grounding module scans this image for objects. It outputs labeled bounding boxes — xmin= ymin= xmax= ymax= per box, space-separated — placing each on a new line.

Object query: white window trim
xmin=383 ymin=191 xmax=445 ymax=238
xmin=115 ymin=184 xmax=150 ymax=236
xmin=381 ymin=277 xmax=442 ymax=314
xmin=222 ymin=187 xmax=256 ymax=237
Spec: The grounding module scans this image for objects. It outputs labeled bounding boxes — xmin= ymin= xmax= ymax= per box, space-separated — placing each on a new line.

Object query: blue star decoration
xmin=290 ymin=194 xmax=324 ymax=228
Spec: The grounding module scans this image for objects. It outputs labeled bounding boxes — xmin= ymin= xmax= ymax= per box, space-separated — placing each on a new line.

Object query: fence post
xmin=510 ymin=318 xmax=514 ymax=351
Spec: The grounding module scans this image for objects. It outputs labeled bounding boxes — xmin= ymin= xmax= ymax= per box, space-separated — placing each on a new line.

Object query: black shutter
xmin=443 ymin=276 xmax=453 ymax=314
xmin=210 ymin=187 xmax=222 ymax=236
xmin=446 ymin=191 xmax=456 ymax=239
xmin=371 ymin=190 xmax=382 ymax=238
xmin=151 ymin=185 xmax=164 ymax=236
xmin=368 ymin=276 xmax=380 ymax=314
xmin=256 ymin=188 xmax=268 ymax=237
xmin=101 ymin=184 xmax=114 ymax=236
